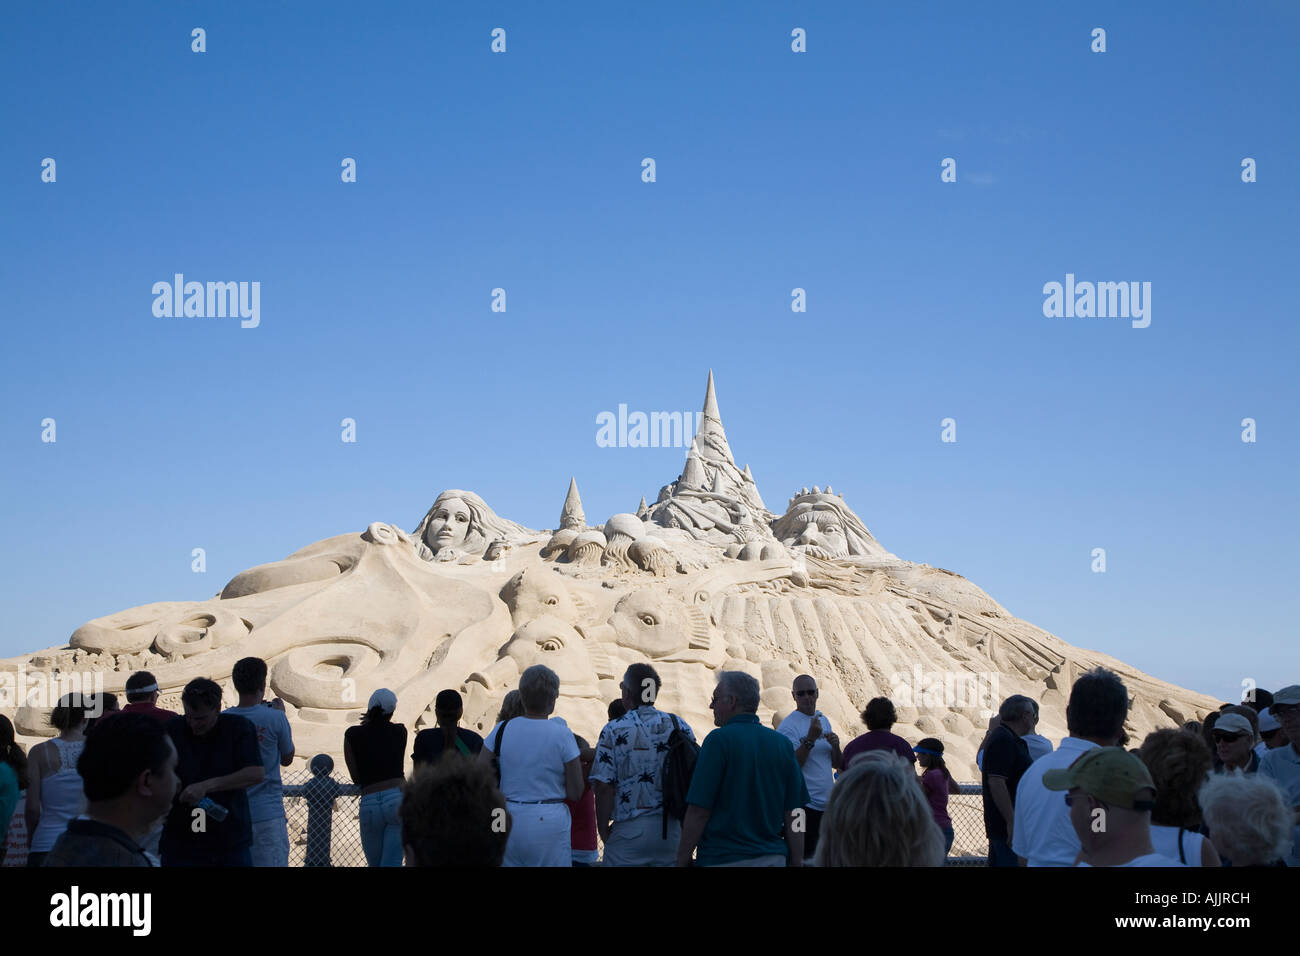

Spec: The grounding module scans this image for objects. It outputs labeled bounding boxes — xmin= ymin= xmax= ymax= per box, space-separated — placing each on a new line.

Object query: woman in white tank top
xmin=1149 ymin=824 xmax=1213 ymax=866
xmin=25 ymin=694 xmax=91 ymax=867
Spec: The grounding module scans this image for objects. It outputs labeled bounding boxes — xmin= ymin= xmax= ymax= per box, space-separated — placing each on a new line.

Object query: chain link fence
xmin=282 ymin=759 xmax=366 ymax=867
xmin=948 ymin=783 xmax=990 ymax=865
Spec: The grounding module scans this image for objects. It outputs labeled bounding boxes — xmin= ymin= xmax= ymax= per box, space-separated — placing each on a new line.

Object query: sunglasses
xmin=1212 ymin=732 xmax=1247 ymax=743
xmin=794 ymin=690 xmax=817 ymax=697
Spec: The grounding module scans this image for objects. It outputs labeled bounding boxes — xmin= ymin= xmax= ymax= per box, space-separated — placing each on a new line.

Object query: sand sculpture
xmin=0 ymin=373 xmax=1218 ymax=775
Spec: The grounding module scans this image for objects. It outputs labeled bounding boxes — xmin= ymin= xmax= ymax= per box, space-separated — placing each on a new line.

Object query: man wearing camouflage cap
xmin=1042 ymin=746 xmax=1184 ymax=867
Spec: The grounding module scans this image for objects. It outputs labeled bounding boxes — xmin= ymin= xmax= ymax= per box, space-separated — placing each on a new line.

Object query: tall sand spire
xmin=560 ymin=477 xmax=585 ymax=530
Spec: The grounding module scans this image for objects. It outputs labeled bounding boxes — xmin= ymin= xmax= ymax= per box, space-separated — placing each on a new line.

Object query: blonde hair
xmin=814 ymin=752 xmax=945 ymax=867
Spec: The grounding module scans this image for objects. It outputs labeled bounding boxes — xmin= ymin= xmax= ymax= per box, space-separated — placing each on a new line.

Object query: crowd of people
xmin=0 ymin=659 xmax=294 ymax=867
xmin=1 ymin=655 xmax=1296 ymax=868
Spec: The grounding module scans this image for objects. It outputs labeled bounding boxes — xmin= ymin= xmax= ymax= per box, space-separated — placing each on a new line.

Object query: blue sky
xmin=1 ymin=1 xmax=1296 ymax=703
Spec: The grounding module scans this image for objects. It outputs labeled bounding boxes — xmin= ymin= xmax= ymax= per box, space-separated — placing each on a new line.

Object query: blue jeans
xmin=250 ymin=816 xmax=290 ymax=867
xmin=360 ymin=788 xmax=404 ymax=867
xmin=942 ymin=826 xmax=955 ymax=855
xmin=988 ymin=837 xmax=1018 ymax=867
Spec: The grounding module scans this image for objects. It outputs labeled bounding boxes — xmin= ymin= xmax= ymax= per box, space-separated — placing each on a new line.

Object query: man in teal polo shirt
xmin=675 ymin=671 xmax=809 ymax=866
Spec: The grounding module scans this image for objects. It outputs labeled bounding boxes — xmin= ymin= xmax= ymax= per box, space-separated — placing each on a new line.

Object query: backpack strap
xmin=492 ymin=718 xmax=510 ymax=784
xmin=454 ymin=735 xmax=472 ymax=757
xmin=1178 ymin=827 xmax=1186 ymax=865
xmin=662 ymin=714 xmax=681 ymax=840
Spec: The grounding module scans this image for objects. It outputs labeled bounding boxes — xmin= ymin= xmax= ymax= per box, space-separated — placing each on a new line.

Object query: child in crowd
xmin=566 ymin=735 xmax=598 ymax=866
xmin=915 ymin=737 xmax=960 ymax=855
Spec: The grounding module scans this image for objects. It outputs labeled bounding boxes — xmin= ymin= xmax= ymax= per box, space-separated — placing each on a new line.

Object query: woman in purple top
xmin=915 ymin=737 xmax=960 ymax=855
xmin=840 ymin=698 xmax=916 ymax=770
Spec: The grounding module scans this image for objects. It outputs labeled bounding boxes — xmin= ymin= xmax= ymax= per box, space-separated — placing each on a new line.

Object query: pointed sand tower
xmin=559 ymin=477 xmax=586 ymax=531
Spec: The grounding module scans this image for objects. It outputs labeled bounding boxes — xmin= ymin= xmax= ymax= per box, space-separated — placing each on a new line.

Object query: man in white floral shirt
xmin=590 ymin=663 xmax=696 ymax=866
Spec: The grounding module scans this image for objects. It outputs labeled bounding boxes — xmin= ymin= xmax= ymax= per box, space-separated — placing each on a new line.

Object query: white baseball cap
xmin=1213 ymin=713 xmax=1254 ymax=738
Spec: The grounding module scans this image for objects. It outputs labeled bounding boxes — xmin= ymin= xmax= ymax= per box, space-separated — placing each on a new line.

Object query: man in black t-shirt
xmin=412 ymin=690 xmax=484 ymax=768
xmin=160 ymin=678 xmax=263 ymax=866
xmin=982 ymin=695 xmax=1035 ymax=867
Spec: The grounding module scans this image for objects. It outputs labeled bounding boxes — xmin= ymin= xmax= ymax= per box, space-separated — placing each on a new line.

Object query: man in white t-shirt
xmin=1012 ymin=666 xmax=1128 ymax=866
xmin=223 ymin=657 xmax=295 ymax=867
xmin=776 ymin=675 xmax=842 ymax=860
xmin=1043 ymin=746 xmax=1183 ymax=867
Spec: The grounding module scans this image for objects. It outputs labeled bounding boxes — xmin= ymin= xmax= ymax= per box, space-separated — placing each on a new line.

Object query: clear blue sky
xmin=2 ymin=1 xmax=1296 ymax=704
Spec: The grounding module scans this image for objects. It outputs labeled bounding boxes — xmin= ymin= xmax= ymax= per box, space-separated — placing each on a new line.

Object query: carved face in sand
xmin=789 ymin=508 xmax=849 ymax=559
xmin=771 ymin=493 xmax=886 ymax=560
xmin=499 ymin=569 xmax=589 ymax=627
xmin=608 ymin=589 xmax=711 ymax=659
xmin=424 ymin=497 xmax=472 ymax=553
xmin=412 ymin=489 xmax=535 ymax=561
xmin=501 ymin=617 xmax=600 ymax=696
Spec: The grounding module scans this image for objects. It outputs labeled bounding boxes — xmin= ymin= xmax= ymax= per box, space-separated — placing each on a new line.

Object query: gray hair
xmin=1199 ymin=773 xmax=1293 ymax=866
xmin=716 ymin=671 xmax=760 ymax=713
xmin=518 ymin=664 xmax=560 ymax=713
xmin=999 ymin=694 xmax=1036 ymax=723
xmin=495 ymin=689 xmax=525 ymax=724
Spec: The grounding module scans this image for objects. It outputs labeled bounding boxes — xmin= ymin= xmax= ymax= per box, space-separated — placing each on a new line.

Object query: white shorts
xmin=503 ymin=801 xmax=571 ymax=867
xmin=603 ymin=813 xmax=681 ymax=867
